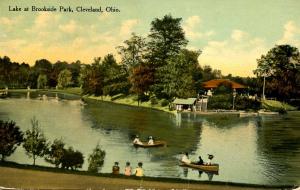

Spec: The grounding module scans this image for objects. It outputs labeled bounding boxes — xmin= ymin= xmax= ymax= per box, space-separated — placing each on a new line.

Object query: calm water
xmin=0 ymin=92 xmax=300 ymax=185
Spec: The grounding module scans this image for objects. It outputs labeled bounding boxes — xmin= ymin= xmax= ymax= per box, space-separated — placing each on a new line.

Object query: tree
xmin=45 ymin=138 xmax=65 ymax=168
xmin=154 ymin=49 xmax=200 ymax=99
xmin=102 ymin=54 xmax=130 ymax=96
xmin=37 ymin=74 xmax=47 ymax=89
xmin=254 ymin=45 xmax=300 ymax=100
xmin=129 ymin=64 xmax=154 ymax=105
xmin=146 ymin=15 xmax=189 ymax=98
xmin=117 ymin=33 xmax=147 ymax=70
xmin=80 ymin=58 xmax=105 ymax=96
xmin=23 ymin=117 xmax=49 ymax=165
xmin=88 ymin=144 xmax=106 ymax=173
xmin=57 ymin=69 xmax=73 ymax=89
xmin=61 ymin=147 xmax=84 ymax=170
xmin=0 ymin=120 xmax=23 ymax=161
xmin=147 ymin=14 xmax=188 ymax=67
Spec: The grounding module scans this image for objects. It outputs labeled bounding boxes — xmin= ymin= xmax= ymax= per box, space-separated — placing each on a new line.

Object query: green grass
xmin=87 ymin=94 xmax=175 ymax=114
xmin=0 ymin=161 xmax=293 ymax=188
xmin=262 ymin=100 xmax=297 ymax=112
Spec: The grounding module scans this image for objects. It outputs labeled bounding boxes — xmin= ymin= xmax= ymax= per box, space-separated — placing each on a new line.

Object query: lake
xmin=0 ymin=92 xmax=299 ymax=185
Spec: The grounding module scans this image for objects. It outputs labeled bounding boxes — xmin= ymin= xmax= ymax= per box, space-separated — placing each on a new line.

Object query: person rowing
xmin=192 ymin=156 xmax=204 ymax=165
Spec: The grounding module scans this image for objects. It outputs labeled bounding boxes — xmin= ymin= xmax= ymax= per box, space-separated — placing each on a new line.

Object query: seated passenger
xmin=181 ymin=152 xmax=191 ymax=164
xmin=206 ymin=154 xmax=214 ymax=165
xmin=133 ymin=135 xmax=143 ymax=145
xmin=148 ymin=136 xmax=154 ymax=145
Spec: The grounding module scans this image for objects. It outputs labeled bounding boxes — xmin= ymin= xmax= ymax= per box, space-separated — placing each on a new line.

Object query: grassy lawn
xmin=262 ymin=100 xmax=297 ymax=111
xmin=87 ymin=94 xmax=175 ymax=113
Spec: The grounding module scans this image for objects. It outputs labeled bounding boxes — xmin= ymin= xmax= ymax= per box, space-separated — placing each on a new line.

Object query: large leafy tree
xmin=23 ymin=117 xmax=49 ymax=165
xmin=102 ymin=54 xmax=130 ymax=96
xmin=146 ymin=15 xmax=189 ymax=98
xmin=117 ymin=33 xmax=147 ymax=70
xmin=88 ymin=144 xmax=106 ymax=173
xmin=147 ymin=14 xmax=188 ymax=67
xmin=57 ymin=69 xmax=73 ymax=89
xmin=37 ymin=74 xmax=48 ymax=89
xmin=155 ymin=49 xmax=201 ymax=99
xmin=129 ymin=64 xmax=154 ymax=105
xmin=0 ymin=120 xmax=23 ymax=161
xmin=254 ymin=45 xmax=300 ymax=100
xmin=79 ymin=58 xmax=105 ymax=96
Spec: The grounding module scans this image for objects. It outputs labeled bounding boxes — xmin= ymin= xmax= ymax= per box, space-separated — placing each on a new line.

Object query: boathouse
xmin=172 ymin=98 xmax=197 ymax=111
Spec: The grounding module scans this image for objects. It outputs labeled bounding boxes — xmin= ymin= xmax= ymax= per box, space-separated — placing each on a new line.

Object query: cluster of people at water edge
xmin=181 ymin=152 xmax=214 ymax=166
xmin=112 ymin=161 xmax=144 ymax=177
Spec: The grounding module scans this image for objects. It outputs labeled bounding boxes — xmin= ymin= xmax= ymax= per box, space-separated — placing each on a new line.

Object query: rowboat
xmin=180 ymin=162 xmax=219 ymax=173
xmin=133 ymin=141 xmax=166 ymax=148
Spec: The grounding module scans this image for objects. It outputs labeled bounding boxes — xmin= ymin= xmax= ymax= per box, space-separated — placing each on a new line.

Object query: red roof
xmin=202 ymin=79 xmax=246 ymax=89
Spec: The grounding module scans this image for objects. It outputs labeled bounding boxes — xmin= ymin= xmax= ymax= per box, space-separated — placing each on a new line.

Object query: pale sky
xmin=0 ymin=0 xmax=300 ymax=76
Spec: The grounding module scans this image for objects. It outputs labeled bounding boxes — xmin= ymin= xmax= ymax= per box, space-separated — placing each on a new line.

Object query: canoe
xmin=180 ymin=162 xmax=219 ymax=172
xmin=133 ymin=141 xmax=166 ymax=148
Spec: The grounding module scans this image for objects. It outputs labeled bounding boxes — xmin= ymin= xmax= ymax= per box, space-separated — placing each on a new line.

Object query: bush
xmin=61 ymin=147 xmax=84 ymax=170
xmin=88 ymin=144 xmax=106 ymax=173
xmin=161 ymin=99 xmax=169 ymax=107
xmin=150 ymin=96 xmax=158 ymax=105
xmin=235 ymin=96 xmax=261 ymax=111
xmin=207 ymin=94 xmax=232 ymax=110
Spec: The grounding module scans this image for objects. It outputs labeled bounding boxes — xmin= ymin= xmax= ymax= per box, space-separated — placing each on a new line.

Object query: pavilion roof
xmin=202 ymin=79 xmax=246 ymax=89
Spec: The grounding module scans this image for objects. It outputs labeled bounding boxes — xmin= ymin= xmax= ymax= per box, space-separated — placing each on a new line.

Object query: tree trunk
xmin=33 ymin=155 xmax=36 ymax=166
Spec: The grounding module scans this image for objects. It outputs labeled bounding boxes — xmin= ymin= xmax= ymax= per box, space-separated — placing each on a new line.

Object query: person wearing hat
xmin=112 ymin=162 xmax=120 ymax=174
xmin=206 ymin=154 xmax=214 ymax=165
xmin=133 ymin=135 xmax=143 ymax=145
xmin=148 ymin=136 xmax=154 ymax=145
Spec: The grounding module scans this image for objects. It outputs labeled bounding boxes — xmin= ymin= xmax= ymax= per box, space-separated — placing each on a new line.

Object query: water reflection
xmin=0 ymin=94 xmax=300 ymax=185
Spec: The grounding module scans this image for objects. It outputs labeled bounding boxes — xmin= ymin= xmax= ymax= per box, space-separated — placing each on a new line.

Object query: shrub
xmin=161 ymin=99 xmax=169 ymax=107
xmin=235 ymin=96 xmax=261 ymax=111
xmin=207 ymin=94 xmax=232 ymax=110
xmin=61 ymin=147 xmax=84 ymax=170
xmin=150 ymin=96 xmax=158 ymax=105
xmin=88 ymin=144 xmax=106 ymax=173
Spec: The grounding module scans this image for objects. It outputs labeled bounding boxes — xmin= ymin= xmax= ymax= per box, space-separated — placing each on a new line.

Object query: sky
xmin=0 ymin=0 xmax=300 ymax=77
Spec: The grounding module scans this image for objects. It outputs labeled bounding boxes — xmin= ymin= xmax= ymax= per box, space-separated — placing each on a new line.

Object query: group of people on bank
xmin=181 ymin=152 xmax=214 ymax=165
xmin=112 ymin=161 xmax=144 ymax=177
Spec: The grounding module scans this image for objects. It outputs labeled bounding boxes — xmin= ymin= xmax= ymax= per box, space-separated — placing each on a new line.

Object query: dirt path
xmin=0 ymin=167 xmax=284 ymax=190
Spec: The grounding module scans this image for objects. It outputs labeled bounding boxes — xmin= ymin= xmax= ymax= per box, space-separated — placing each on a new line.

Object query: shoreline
xmin=5 ymin=89 xmax=299 ymax=117
xmin=0 ymin=163 xmax=294 ymax=190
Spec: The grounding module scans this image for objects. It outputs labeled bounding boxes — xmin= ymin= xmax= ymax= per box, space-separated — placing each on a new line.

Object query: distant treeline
xmin=1 ymin=14 xmax=299 ymax=102
xmin=0 ymin=14 xmax=262 ymax=103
